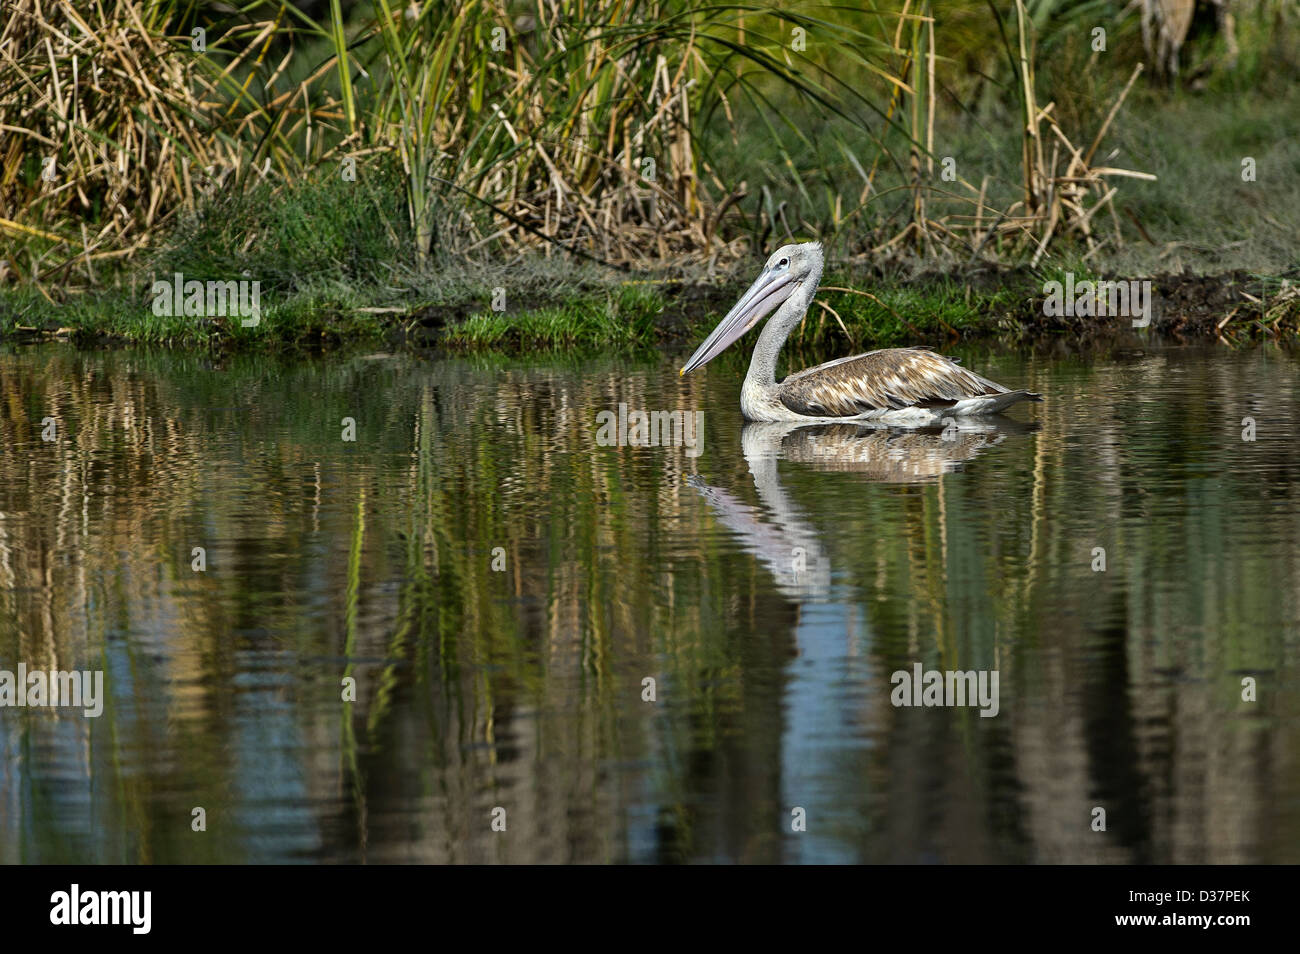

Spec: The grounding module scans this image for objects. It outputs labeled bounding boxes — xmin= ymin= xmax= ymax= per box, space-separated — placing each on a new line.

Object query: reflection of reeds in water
xmin=1 ymin=347 xmax=1298 ymax=861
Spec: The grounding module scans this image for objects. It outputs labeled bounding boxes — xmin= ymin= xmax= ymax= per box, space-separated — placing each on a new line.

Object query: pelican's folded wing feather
xmin=778 ymin=348 xmax=1006 ymax=417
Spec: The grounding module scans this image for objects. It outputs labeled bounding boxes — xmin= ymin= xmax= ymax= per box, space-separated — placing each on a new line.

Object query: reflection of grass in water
xmin=342 ymin=485 xmax=368 ymax=849
xmin=5 ymin=346 xmax=1300 ymax=860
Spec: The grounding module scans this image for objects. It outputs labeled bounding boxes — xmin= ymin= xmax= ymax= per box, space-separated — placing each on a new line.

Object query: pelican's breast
xmin=741 ymin=375 xmax=795 ymax=422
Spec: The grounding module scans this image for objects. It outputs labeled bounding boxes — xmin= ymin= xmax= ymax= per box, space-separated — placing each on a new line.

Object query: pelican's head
xmin=680 ymin=241 xmax=823 ymax=375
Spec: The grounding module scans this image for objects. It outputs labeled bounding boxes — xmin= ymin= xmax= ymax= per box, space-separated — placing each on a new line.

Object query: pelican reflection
xmin=691 ymin=419 xmax=1034 ymax=600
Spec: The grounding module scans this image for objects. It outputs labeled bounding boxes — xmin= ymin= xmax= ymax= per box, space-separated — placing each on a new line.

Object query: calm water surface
xmin=1 ymin=340 xmax=1298 ymax=863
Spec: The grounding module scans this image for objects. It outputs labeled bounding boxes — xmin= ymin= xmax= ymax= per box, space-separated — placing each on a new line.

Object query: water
xmin=1 ymin=340 xmax=1297 ymax=863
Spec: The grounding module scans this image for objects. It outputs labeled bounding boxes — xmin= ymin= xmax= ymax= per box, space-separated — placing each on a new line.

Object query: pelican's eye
xmin=777 ymin=257 xmax=789 ymax=269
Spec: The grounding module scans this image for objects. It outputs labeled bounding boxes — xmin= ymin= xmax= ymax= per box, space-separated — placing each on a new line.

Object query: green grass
xmin=150 ymin=165 xmax=411 ymax=294
xmin=442 ymin=285 xmax=667 ymax=350
xmin=0 ymin=279 xmax=393 ymax=347
xmin=1100 ymin=87 xmax=1300 ymax=275
xmin=699 ymin=22 xmax=1300 ymax=278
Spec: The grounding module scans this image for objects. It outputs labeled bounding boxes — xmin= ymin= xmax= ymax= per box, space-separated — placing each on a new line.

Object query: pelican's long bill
xmin=679 ymin=265 xmax=797 ymax=375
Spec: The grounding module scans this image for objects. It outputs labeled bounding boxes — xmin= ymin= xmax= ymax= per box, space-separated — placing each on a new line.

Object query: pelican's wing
xmin=778 ymin=348 xmax=1006 ymax=417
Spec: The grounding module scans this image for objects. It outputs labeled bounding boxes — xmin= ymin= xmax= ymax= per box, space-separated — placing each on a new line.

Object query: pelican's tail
xmin=948 ymin=389 xmax=1043 ymax=417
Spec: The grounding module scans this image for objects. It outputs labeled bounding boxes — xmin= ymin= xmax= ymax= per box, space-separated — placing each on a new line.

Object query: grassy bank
xmin=4 ymin=252 xmax=1295 ymax=354
xmin=1 ymin=1 xmax=1297 ymax=351
xmin=4 ymin=77 xmax=1298 ymax=353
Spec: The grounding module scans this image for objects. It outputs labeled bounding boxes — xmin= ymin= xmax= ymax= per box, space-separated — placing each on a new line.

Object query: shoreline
xmin=3 ymin=264 xmax=1294 ymax=353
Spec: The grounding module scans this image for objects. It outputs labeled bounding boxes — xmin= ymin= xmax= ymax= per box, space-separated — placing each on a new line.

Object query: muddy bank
xmin=400 ymin=266 xmax=1297 ymax=352
xmin=1011 ymin=270 xmax=1298 ymax=340
xmin=854 ymin=265 xmax=1298 ymax=341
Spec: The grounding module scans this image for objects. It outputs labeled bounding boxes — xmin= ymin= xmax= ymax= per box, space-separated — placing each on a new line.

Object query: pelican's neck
xmin=746 ymin=255 xmax=823 ymax=388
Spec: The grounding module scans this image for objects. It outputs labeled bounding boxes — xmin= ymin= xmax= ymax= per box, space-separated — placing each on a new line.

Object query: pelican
xmin=681 ymin=242 xmax=1041 ymax=424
